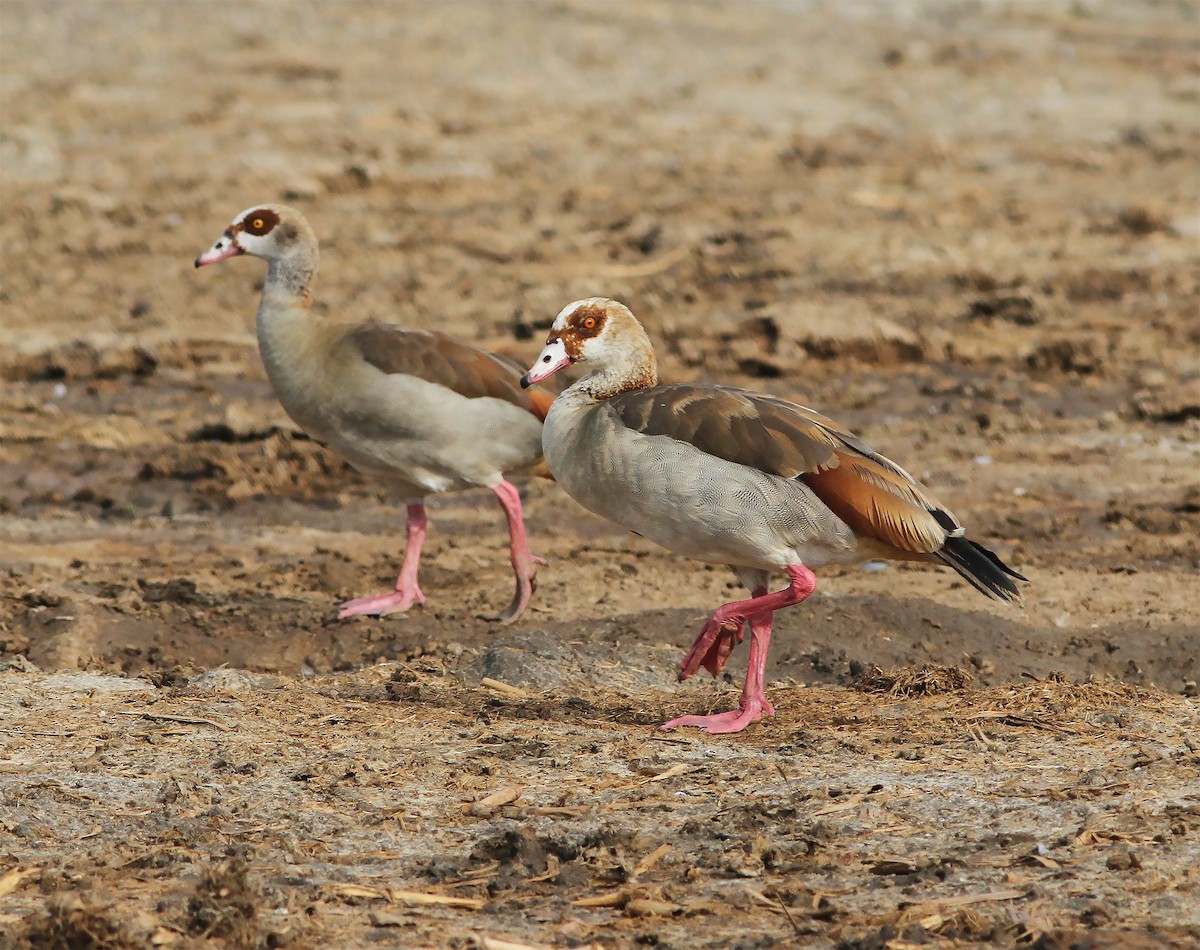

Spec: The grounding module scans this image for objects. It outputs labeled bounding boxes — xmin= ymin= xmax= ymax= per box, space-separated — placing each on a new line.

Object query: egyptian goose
xmin=521 ymin=298 xmax=1025 ymax=733
xmin=195 ymin=204 xmax=553 ymax=623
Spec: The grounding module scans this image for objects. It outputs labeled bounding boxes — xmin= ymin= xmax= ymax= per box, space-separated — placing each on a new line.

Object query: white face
xmin=519 ymin=298 xmax=613 ymax=388
xmin=522 ymin=337 xmax=571 ymax=387
xmin=194 ymin=206 xmax=281 ymax=268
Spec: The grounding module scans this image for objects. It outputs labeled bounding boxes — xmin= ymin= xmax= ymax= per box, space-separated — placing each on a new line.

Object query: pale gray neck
xmin=254 ymin=255 xmax=321 ymax=397
xmin=262 ymin=256 xmax=315 ymax=309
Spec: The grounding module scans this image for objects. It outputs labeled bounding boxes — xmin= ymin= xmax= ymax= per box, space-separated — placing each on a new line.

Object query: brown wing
xmin=346 ymin=323 xmax=553 ymax=421
xmin=607 ymin=383 xmax=954 ymax=555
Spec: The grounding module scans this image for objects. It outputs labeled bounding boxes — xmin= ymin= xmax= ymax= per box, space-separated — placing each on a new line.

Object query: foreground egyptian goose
xmin=195 ymin=204 xmax=552 ymax=623
xmin=522 ymin=298 xmax=1025 ymax=733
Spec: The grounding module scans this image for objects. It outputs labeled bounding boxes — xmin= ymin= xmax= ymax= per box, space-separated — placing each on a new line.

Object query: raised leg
xmin=337 ymin=502 xmax=428 ymax=618
xmin=488 ymin=480 xmax=545 ymax=625
xmin=661 ymin=563 xmax=817 ymax=734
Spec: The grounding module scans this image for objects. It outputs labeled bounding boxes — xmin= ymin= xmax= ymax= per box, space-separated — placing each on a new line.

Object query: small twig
xmin=327 ymin=883 xmax=485 ymax=909
xmin=526 ymin=854 xmax=561 ymax=884
xmin=476 ymin=937 xmax=555 ymax=950
xmin=633 ymin=843 xmax=672 ymax=877
xmin=908 ymin=888 xmax=1026 ymax=912
xmin=810 ymin=794 xmax=867 ymax=817
xmin=327 ymin=883 xmax=389 ymax=900
xmin=114 ymin=710 xmax=233 ymax=731
xmin=479 ymin=677 xmax=529 ymax=698
xmin=0 ymin=729 xmax=73 ymax=737
xmin=571 ymin=890 xmax=627 ymax=908
xmin=530 ymin=805 xmax=588 ymax=817
xmin=624 ymin=763 xmax=692 ymax=788
xmin=393 ymin=889 xmax=485 ymax=910
xmin=746 ymin=887 xmax=804 ymax=936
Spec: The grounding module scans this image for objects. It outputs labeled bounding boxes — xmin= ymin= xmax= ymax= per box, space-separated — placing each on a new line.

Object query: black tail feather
xmin=935 ymin=535 xmax=1026 ymax=602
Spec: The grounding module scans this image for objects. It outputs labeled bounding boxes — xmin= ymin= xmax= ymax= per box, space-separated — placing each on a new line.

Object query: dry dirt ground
xmin=2 ymin=1 xmax=1199 ymax=947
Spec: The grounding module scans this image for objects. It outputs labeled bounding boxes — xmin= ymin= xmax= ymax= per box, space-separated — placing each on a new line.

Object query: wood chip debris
xmin=467 ymin=785 xmax=523 ymax=816
xmin=0 ymin=866 xmax=38 ymax=899
xmin=475 ymin=938 xmax=603 ymax=950
xmin=625 ymin=897 xmax=681 ymax=917
xmin=475 ymin=937 xmax=553 ymax=950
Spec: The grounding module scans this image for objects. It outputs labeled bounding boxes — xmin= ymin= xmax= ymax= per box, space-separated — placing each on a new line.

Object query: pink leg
xmin=337 ymin=502 xmax=428 ymax=618
xmin=661 ymin=564 xmax=817 ymax=734
xmin=489 ymin=480 xmax=545 ymax=625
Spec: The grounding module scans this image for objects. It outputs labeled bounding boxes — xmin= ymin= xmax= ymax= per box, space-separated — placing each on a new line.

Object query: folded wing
xmin=608 ymin=384 xmax=1023 ymax=599
xmin=347 ymin=324 xmax=555 ymax=420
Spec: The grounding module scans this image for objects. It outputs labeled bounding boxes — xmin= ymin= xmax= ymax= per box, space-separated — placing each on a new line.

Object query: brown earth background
xmin=1 ymin=1 xmax=1199 ymax=948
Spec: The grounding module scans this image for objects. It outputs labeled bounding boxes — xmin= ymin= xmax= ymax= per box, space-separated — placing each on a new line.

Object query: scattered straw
xmin=853 ymin=663 xmax=973 ymax=697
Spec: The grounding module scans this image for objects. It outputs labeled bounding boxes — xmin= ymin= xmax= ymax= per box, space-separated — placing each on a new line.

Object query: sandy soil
xmin=2 ymin=1 xmax=1198 ymax=947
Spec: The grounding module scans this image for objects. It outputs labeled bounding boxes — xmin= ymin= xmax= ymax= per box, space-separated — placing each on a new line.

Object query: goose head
xmin=194 ymin=203 xmax=316 ymax=268
xmin=521 ymin=297 xmax=657 ymax=393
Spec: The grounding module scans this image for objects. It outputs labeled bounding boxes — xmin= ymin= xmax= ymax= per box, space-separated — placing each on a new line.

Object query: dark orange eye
xmin=252 ymin=218 xmax=264 ymax=230
xmin=582 ymin=316 xmax=596 ymax=329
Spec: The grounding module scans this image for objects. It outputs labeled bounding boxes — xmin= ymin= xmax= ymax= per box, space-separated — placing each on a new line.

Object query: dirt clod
xmin=184 ymin=857 xmax=259 ymax=945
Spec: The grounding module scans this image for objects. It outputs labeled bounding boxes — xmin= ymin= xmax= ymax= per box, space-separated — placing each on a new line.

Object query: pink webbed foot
xmin=488 ymin=480 xmax=543 ymax=625
xmin=337 ymin=501 xmax=428 ymax=620
xmin=337 ymin=583 xmax=426 ymax=619
xmin=660 ymin=696 xmax=776 ymax=734
xmin=662 ymin=565 xmax=817 ymax=734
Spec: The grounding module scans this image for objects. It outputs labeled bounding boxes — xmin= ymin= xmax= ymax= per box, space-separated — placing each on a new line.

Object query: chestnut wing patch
xmin=347 ymin=324 xmax=554 ymax=420
xmin=607 ymin=384 xmax=954 ymax=555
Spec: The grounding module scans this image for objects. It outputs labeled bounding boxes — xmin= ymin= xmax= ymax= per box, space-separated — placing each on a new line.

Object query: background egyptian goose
xmin=522 ymin=298 xmax=1025 ymax=734
xmin=195 ymin=204 xmax=553 ymax=623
